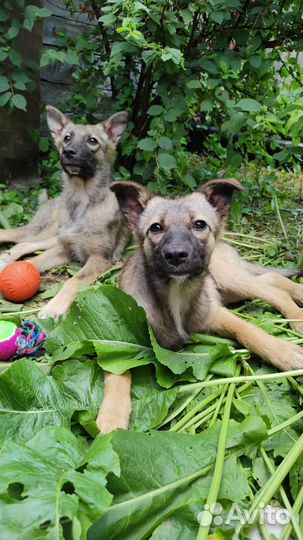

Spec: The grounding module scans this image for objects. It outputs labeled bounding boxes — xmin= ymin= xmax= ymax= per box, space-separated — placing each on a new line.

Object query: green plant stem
xmin=0 ymin=307 xmax=41 ymax=316
xmin=260 ymin=448 xmax=302 ymax=539
xmin=190 ymin=381 xmax=251 ymax=432
xmin=236 ymin=433 xmax=303 ymax=537
xmin=178 ymin=369 xmax=303 ymax=393
xmin=245 ymin=254 xmax=265 ymax=260
xmin=268 ymin=410 xmax=303 ymax=437
xmin=158 ymin=386 xmax=203 ymax=428
xmin=281 ymin=483 xmax=303 ymax=540
xmin=175 ymin=382 xmax=250 ymax=433
xmin=224 ymin=231 xmax=271 ymax=243
xmin=170 ymin=390 xmax=221 ymax=432
xmin=186 ymin=408 xmax=215 ymax=433
xmin=189 ymin=410 xmax=214 ymax=433
xmin=288 ymin=376 xmax=303 ymax=397
xmin=246 ymin=364 xmax=297 ymax=444
xmin=259 ymin=523 xmax=272 ymax=540
xmin=208 ymin=384 xmax=229 ymax=429
xmin=273 ymin=195 xmax=289 ymax=243
xmin=191 ymin=384 xmax=303 ymax=437
xmin=225 ymin=238 xmax=268 ymax=250
xmin=196 ymin=383 xmax=236 ymax=540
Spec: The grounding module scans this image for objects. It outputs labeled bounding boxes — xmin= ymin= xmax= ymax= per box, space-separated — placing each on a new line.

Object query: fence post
xmin=0 ymin=0 xmax=43 ymax=185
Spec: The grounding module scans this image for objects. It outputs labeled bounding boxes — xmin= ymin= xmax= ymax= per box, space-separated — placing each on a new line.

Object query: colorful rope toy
xmin=0 ymin=320 xmax=47 ymax=361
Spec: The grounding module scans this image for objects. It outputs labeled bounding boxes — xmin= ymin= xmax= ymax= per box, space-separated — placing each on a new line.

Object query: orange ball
xmin=0 ymin=261 xmax=40 ymax=302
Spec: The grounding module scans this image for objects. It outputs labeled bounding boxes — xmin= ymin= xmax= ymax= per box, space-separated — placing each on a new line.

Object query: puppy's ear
xmin=46 ymin=105 xmax=69 ymax=137
xmin=103 ymin=111 xmax=128 ymax=144
xmin=199 ymin=178 xmax=244 ymax=219
xmin=111 ymin=182 xmax=151 ymax=227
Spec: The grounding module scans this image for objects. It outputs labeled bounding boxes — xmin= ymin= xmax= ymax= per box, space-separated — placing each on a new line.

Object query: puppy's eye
xmin=150 ymin=223 xmax=163 ymax=233
xmin=88 ymin=137 xmax=98 ymax=145
xmin=193 ymin=220 xmax=207 ymax=230
xmin=63 ymin=134 xmax=71 ymax=143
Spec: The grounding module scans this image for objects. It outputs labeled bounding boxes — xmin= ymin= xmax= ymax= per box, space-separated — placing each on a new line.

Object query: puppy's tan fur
xmin=97 ymin=179 xmax=303 ymax=433
xmin=0 ymin=107 xmax=130 ymax=319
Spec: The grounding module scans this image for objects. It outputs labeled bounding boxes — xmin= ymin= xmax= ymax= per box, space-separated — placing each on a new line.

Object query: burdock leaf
xmin=0 ymin=358 xmax=103 ymax=443
xmin=0 ymin=427 xmax=118 ymax=540
xmin=88 ymin=421 xmax=266 ymax=540
xmin=45 ymin=285 xmax=152 ymax=367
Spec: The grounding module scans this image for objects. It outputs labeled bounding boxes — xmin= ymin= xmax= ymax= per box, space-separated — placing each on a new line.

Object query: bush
xmin=1 ymin=1 xmax=303 ymax=190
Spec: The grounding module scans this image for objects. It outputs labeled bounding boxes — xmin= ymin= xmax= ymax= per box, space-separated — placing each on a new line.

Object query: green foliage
xmin=0 ymin=277 xmax=302 ymax=537
xmin=1 ymin=4 xmax=303 ymax=538
xmin=0 ymin=359 xmax=103 ymax=442
xmin=0 ymin=327 xmax=303 ymax=538
xmin=0 ymin=182 xmax=41 ymax=227
xmin=44 ymin=285 xmax=243 ymax=387
xmin=2 ymin=1 xmax=303 ymax=187
xmin=40 ymin=0 xmax=303 ymax=189
xmin=0 ymin=1 xmax=51 ymax=111
xmin=88 ymin=424 xmax=262 ymax=540
xmin=0 ymin=426 xmax=118 ymax=540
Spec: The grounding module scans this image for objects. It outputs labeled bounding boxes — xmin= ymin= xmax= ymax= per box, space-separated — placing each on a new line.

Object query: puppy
xmin=97 ymin=179 xmax=303 ymax=433
xmin=0 ymin=106 xmax=130 ymax=319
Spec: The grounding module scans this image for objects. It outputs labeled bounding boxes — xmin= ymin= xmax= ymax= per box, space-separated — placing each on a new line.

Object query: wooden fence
xmin=0 ymin=0 xmax=94 ymax=184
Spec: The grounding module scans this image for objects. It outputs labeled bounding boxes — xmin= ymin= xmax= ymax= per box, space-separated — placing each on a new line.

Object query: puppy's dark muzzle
xmin=62 ymin=148 xmax=77 ymax=159
xmin=163 ymin=245 xmax=189 ymax=267
xmin=60 ymin=148 xmax=97 ymax=180
xmin=155 ymin=239 xmax=206 ymax=277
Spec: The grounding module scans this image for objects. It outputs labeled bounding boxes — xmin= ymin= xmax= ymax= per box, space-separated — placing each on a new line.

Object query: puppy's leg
xmin=257 ymin=272 xmax=303 ymax=305
xmin=0 ymin=228 xmax=25 ymax=244
xmin=219 ymin=269 xmax=303 ymax=334
xmin=212 ymin=307 xmax=303 ymax=371
xmin=0 ymin=237 xmax=58 ymax=270
xmin=96 ymin=371 xmax=132 ymax=434
xmin=0 ymin=199 xmax=60 ymax=245
xmin=28 ymin=245 xmax=70 ymax=272
xmin=38 ymin=254 xmax=112 ymax=320
xmin=112 ymin=226 xmax=131 ymax=263
xmin=0 ymin=224 xmax=56 ymax=245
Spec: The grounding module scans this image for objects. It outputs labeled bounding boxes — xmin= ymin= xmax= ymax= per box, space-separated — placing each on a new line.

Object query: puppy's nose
xmin=63 ymin=147 xmax=77 ymax=158
xmin=164 ymin=247 xmax=189 ymax=266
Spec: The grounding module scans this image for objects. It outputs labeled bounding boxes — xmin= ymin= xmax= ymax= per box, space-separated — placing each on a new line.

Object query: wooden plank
xmin=41 ymin=0 xmax=97 ymax=108
xmin=45 ymin=0 xmax=95 ymax=25
xmin=0 ymin=0 xmax=43 ymax=184
xmin=43 ymin=14 xmax=95 ymax=46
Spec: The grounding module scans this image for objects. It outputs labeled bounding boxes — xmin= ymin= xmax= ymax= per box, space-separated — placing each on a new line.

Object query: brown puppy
xmin=0 ymin=106 xmax=130 ymax=319
xmin=97 ymin=179 xmax=303 ymax=433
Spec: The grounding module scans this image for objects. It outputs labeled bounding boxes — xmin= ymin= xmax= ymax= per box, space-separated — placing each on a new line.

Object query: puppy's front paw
xmin=0 ymin=253 xmax=14 ymax=271
xmin=96 ymin=404 xmax=130 ymax=435
xmin=290 ymin=321 xmax=303 ymax=335
xmin=38 ymin=299 xmax=67 ymax=321
xmin=279 ymin=342 xmax=303 ymax=370
xmin=294 ymin=283 xmax=303 ymax=306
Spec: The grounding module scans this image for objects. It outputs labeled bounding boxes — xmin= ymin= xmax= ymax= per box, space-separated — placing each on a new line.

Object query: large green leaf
xmin=0 ymin=427 xmax=119 ymax=540
xmin=150 ymin=327 xmax=238 ymax=387
xmin=130 ymin=366 xmax=178 ymax=430
xmin=150 ymin=503 xmax=201 ymax=540
xmin=45 ymin=285 xmax=153 ymax=369
xmin=88 ymin=419 xmax=267 ymax=540
xmin=0 ymin=358 xmax=103 ymax=443
xmin=236 ymin=98 xmax=262 ymax=113
xmin=0 ymin=358 xmax=181 ymax=442
xmin=235 ymin=374 xmax=303 ymax=457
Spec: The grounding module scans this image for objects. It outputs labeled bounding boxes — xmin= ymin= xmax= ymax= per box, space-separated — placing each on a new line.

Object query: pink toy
xmin=0 ymin=321 xmax=22 ymax=361
xmin=0 ymin=320 xmax=47 ymax=361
